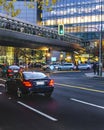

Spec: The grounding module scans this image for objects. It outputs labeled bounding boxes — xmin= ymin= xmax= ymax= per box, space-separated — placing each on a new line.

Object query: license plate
xmin=14 ymin=70 xmax=18 ymax=72
xmin=36 ymin=81 xmax=44 ymax=85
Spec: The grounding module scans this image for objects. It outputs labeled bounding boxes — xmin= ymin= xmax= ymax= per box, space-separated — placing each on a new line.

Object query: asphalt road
xmin=0 ymin=71 xmax=104 ymax=130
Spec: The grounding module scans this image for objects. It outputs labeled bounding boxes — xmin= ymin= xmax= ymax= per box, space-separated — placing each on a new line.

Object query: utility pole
xmin=99 ymin=0 xmax=103 ymax=76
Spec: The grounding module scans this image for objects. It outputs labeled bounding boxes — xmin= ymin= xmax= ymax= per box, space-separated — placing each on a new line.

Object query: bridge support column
xmin=46 ymin=49 xmax=51 ymax=64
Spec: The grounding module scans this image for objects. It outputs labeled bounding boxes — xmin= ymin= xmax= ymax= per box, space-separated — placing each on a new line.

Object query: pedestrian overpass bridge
xmin=0 ymin=13 xmax=83 ymax=52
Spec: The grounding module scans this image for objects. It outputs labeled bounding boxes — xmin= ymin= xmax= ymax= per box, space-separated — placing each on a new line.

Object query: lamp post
xmin=99 ymin=0 xmax=103 ymax=76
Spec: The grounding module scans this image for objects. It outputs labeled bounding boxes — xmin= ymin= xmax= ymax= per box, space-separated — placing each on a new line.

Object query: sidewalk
xmin=85 ymin=72 xmax=104 ymax=78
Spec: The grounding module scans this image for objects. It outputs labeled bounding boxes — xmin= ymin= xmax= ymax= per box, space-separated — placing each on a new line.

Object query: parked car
xmin=5 ymin=71 xmax=54 ymax=98
xmin=7 ymin=65 xmax=20 ymax=77
xmin=57 ymin=63 xmax=76 ymax=71
xmin=0 ymin=64 xmax=8 ymax=78
xmin=51 ymin=63 xmax=60 ymax=70
xmin=42 ymin=64 xmax=55 ymax=71
xmin=42 ymin=64 xmax=59 ymax=70
xmin=78 ymin=63 xmax=92 ymax=70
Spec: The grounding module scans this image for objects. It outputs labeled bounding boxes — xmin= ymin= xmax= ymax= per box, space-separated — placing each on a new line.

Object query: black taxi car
xmin=5 ymin=71 xmax=54 ymax=98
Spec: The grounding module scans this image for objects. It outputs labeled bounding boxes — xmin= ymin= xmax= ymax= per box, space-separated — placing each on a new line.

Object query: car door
xmin=65 ymin=64 xmax=70 ymax=70
xmin=62 ymin=64 xmax=66 ymax=70
xmin=67 ymin=64 xmax=71 ymax=70
xmin=60 ymin=64 xmax=64 ymax=70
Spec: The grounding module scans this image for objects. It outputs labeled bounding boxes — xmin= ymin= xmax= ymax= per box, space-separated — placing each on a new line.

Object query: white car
xmin=42 ymin=64 xmax=55 ymax=71
xmin=42 ymin=63 xmax=60 ymax=71
xmin=78 ymin=63 xmax=92 ymax=70
xmin=57 ymin=63 xmax=76 ymax=71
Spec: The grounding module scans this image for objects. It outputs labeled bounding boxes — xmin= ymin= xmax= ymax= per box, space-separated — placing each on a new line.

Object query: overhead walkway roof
xmin=0 ymin=13 xmax=84 ymax=52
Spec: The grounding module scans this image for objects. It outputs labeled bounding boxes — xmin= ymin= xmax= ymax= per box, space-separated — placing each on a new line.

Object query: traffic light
xmin=58 ymin=24 xmax=64 ymax=35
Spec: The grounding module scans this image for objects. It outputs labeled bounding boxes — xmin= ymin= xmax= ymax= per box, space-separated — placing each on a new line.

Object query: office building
xmin=42 ymin=0 xmax=104 ymax=63
xmin=0 ymin=0 xmax=42 ymax=65
xmin=42 ymin=0 xmax=104 ymax=40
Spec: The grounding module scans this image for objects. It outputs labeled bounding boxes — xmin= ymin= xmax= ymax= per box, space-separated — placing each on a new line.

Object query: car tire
xmin=58 ymin=68 xmax=61 ymax=71
xmin=16 ymin=88 xmax=23 ymax=98
xmin=46 ymin=67 xmax=50 ymax=71
xmin=44 ymin=92 xmax=52 ymax=97
xmin=87 ymin=67 xmax=90 ymax=70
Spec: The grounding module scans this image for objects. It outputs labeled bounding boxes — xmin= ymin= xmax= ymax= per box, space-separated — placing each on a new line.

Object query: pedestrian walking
xmin=96 ymin=63 xmax=99 ymax=75
xmin=92 ymin=62 xmax=97 ymax=75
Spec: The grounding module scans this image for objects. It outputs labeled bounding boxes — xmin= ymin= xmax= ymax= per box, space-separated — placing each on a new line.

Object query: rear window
xmin=9 ymin=65 xmax=20 ymax=69
xmin=23 ymin=72 xmax=47 ymax=79
xmin=64 ymin=64 xmax=73 ymax=66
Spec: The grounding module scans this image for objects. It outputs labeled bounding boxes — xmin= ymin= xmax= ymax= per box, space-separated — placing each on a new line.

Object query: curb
xmin=85 ymin=73 xmax=104 ymax=80
xmin=92 ymin=76 xmax=104 ymax=80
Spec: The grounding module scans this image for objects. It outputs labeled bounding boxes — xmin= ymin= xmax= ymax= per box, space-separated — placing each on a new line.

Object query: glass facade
xmin=0 ymin=0 xmax=38 ymax=65
xmin=42 ymin=0 xmax=104 ymax=41
xmin=15 ymin=1 xmax=37 ymax=24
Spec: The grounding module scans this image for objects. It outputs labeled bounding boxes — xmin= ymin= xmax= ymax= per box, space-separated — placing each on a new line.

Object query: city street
xmin=0 ymin=1 xmax=104 ymax=130
xmin=0 ymin=71 xmax=104 ymax=130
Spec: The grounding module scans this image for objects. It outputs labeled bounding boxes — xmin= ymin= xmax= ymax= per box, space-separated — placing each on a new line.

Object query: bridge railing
xmin=0 ymin=13 xmax=81 ymax=44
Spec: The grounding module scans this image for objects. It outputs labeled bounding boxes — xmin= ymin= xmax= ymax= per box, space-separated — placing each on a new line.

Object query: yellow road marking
xmin=55 ymin=83 xmax=104 ymax=93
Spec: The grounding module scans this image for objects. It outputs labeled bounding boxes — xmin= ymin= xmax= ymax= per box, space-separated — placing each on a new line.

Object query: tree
xmin=0 ymin=0 xmax=59 ymax=17
xmin=0 ymin=0 xmax=21 ymax=17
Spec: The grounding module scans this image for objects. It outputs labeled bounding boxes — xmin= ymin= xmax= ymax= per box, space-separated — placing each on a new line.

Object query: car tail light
xmin=22 ymin=81 xmax=32 ymax=88
xmin=7 ymin=69 xmax=13 ymax=73
xmin=8 ymin=73 xmax=13 ymax=76
xmin=48 ymin=79 xmax=54 ymax=87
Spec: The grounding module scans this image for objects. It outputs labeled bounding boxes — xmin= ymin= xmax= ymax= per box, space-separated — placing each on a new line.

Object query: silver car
xmin=58 ymin=63 xmax=76 ymax=71
xmin=78 ymin=63 xmax=92 ymax=70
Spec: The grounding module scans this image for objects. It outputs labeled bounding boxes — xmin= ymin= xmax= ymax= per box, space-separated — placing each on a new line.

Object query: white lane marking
xmin=17 ymin=101 xmax=58 ymax=121
xmin=8 ymin=97 xmax=12 ymax=100
xmin=0 ymin=84 xmax=5 ymax=87
xmin=71 ymin=98 xmax=104 ymax=110
xmin=0 ymin=84 xmax=5 ymax=95
xmin=0 ymin=78 xmax=6 ymax=82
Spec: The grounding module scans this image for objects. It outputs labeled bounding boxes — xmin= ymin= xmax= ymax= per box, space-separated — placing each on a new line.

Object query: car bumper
xmin=25 ymin=86 xmax=54 ymax=94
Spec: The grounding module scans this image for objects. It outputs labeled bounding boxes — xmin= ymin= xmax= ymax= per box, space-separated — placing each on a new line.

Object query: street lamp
xmin=99 ymin=0 xmax=103 ymax=76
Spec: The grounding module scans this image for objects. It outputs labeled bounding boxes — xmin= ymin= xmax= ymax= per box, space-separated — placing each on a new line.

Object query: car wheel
xmin=16 ymin=88 xmax=23 ymax=98
xmin=44 ymin=92 xmax=52 ymax=97
xmin=58 ymin=68 xmax=61 ymax=71
xmin=46 ymin=67 xmax=50 ymax=71
xmin=87 ymin=67 xmax=90 ymax=70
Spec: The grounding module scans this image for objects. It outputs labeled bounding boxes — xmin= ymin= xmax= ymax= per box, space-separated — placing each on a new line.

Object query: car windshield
xmin=23 ymin=72 xmax=47 ymax=79
xmin=9 ymin=65 xmax=20 ymax=69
